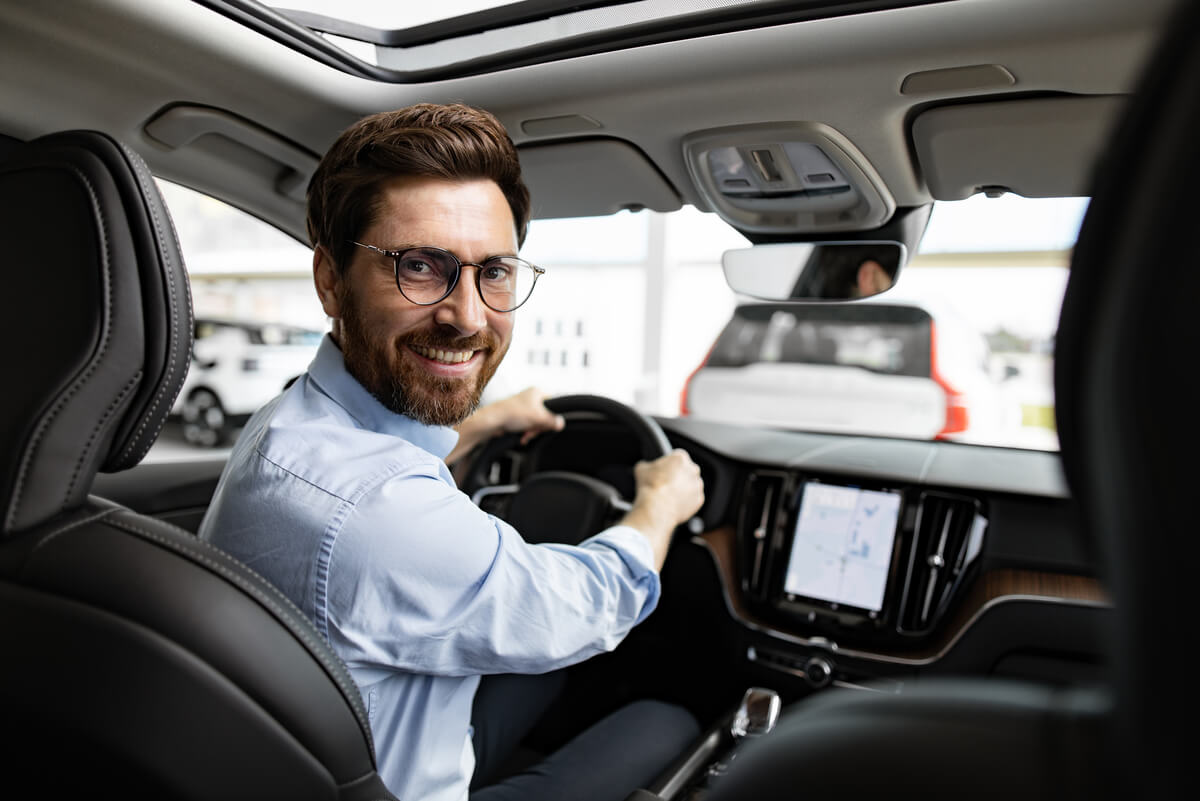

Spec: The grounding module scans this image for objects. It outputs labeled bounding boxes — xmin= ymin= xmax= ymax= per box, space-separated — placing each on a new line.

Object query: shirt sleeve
xmin=325 ymin=461 xmax=662 ymax=677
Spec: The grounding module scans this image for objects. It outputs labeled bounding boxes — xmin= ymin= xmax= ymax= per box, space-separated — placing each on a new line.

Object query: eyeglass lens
xmin=395 ymin=248 xmax=537 ymax=312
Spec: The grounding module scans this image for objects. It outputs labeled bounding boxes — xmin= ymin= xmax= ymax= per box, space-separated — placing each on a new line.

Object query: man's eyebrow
xmin=375 ymin=243 xmax=522 ymax=261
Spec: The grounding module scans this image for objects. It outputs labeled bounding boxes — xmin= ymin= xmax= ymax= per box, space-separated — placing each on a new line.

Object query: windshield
xmin=156 ymin=180 xmax=1078 ymax=456
xmin=486 ymin=194 xmax=1082 ymax=451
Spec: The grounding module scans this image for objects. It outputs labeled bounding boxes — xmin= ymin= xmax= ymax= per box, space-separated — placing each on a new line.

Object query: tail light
xmin=679 ymin=344 xmax=715 ymax=416
xmin=929 ymin=321 xmax=969 ymax=438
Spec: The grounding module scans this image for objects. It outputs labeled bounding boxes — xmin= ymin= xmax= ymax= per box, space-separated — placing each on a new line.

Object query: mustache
xmin=398 ymin=329 xmax=498 ymax=352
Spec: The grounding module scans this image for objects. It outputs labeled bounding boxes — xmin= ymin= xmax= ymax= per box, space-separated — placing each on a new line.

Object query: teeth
xmin=413 ymin=345 xmax=474 ymax=364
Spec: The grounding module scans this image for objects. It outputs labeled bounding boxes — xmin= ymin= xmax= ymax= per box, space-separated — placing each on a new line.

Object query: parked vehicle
xmin=682 ymin=297 xmax=1004 ymax=443
xmin=172 ymin=318 xmax=323 ymax=446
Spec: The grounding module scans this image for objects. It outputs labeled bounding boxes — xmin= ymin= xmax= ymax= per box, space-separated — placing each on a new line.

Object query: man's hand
xmin=489 ymin=387 xmax=567 ymax=445
xmin=447 ymin=387 xmax=565 ymax=466
xmin=620 ymin=449 xmax=705 ymax=570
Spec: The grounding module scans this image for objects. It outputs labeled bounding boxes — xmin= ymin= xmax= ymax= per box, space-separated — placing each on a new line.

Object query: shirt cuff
xmin=583 ymin=524 xmax=659 ymax=578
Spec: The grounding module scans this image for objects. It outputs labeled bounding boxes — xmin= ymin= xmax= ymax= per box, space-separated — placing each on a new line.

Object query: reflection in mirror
xmin=722 ymin=240 xmax=905 ymax=301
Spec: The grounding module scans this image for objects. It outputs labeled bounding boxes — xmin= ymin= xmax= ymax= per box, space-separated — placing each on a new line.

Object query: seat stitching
xmin=27 ymin=507 xmax=123 ymax=557
xmin=65 ymin=372 xmax=141 ymax=508
xmin=5 ymin=164 xmax=116 ymax=532
xmin=114 ymin=143 xmax=190 ymax=465
xmin=113 ymin=143 xmax=182 ymax=462
xmin=105 ymin=516 xmax=376 ymax=751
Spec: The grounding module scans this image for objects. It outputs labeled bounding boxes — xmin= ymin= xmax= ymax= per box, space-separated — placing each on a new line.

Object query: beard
xmin=336 ymin=286 xmax=507 ymax=427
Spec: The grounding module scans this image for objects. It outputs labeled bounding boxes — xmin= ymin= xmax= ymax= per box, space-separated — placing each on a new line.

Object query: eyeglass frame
xmin=350 ymin=241 xmax=545 ymax=313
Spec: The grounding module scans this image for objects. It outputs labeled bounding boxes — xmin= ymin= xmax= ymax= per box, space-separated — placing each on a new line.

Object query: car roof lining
xmin=0 ymin=0 xmax=1174 ymax=243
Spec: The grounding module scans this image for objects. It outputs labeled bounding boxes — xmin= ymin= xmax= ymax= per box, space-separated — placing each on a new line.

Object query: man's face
xmin=318 ymin=177 xmax=518 ymax=426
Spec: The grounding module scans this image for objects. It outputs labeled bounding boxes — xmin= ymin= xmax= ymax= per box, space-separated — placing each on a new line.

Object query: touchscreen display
xmin=782 ymin=481 xmax=902 ymax=613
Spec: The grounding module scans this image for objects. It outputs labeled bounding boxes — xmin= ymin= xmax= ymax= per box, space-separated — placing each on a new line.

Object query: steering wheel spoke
xmin=471 ymin=482 xmax=521 ymax=521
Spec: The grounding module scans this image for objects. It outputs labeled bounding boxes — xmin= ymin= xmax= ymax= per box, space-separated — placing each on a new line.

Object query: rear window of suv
xmin=706 ymin=303 xmax=934 ymax=377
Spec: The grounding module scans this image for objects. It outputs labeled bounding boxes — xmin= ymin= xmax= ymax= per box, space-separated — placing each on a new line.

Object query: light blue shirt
xmin=198 ymin=335 xmax=661 ymax=801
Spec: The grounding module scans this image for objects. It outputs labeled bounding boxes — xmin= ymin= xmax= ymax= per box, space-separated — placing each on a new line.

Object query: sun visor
xmin=518 ymin=139 xmax=680 ymax=219
xmin=912 ymin=95 xmax=1124 ymax=199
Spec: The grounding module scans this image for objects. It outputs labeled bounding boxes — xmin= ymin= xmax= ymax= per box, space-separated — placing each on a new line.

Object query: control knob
xmin=804 ymin=655 xmax=833 ymax=688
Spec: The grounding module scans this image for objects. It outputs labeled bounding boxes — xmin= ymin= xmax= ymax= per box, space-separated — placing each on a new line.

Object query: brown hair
xmin=306 ymin=103 xmax=531 ymax=274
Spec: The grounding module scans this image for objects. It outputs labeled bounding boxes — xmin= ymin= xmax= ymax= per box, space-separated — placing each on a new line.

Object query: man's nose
xmin=433 ymin=268 xmax=488 ymax=334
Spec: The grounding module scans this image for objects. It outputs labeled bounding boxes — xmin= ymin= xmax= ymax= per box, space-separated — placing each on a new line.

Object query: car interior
xmin=0 ymin=0 xmax=1192 ymax=798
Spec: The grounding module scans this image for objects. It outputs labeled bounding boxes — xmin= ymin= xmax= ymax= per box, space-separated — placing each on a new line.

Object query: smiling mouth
xmin=409 ymin=344 xmax=478 ymax=364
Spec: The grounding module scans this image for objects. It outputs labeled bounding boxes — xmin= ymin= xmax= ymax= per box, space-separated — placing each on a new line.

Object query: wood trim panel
xmin=697 ymin=525 xmax=1109 ymax=662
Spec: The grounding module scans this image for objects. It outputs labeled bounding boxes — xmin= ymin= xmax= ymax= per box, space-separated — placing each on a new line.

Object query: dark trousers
xmin=469 ymin=672 xmax=699 ymax=801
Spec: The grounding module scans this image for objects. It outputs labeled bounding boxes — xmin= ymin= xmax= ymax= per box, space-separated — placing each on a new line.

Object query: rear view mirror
xmin=722 ymin=240 xmax=905 ymax=301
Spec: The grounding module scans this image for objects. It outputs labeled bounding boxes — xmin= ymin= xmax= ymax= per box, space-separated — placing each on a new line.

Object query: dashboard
xmin=459 ymin=412 xmax=1112 ymax=702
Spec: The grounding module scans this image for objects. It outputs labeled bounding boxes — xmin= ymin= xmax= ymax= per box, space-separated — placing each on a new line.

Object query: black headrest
xmin=1054 ymin=0 xmax=1199 ymax=795
xmin=0 ymin=131 xmax=193 ymax=535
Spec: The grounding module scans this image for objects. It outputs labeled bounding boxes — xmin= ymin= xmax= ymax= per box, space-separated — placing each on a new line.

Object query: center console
xmin=737 ymin=470 xmax=987 ymax=649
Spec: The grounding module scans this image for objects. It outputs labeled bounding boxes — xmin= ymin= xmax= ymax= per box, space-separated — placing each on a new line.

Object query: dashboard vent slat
xmin=737 ymin=470 xmax=788 ymax=602
xmin=898 ymin=491 xmax=986 ymax=635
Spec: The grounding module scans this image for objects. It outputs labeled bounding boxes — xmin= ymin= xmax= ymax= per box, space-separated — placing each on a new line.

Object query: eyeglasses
xmin=351 ymin=242 xmax=544 ymax=313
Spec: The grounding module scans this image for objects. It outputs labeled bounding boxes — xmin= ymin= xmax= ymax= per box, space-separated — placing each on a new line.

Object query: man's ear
xmin=313 ymin=245 xmax=342 ymax=319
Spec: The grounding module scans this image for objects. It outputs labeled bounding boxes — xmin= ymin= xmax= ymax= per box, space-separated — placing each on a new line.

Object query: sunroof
xmin=275 ymin=1 xmax=538 ymax=30
xmin=201 ymin=0 xmax=944 ymax=82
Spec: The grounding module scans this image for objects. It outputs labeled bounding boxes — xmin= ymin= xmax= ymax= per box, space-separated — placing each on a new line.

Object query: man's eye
xmin=400 ymin=259 xmax=434 ymax=275
xmin=481 ymin=263 xmax=510 ymax=282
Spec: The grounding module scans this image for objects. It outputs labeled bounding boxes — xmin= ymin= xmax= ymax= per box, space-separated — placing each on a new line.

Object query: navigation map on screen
xmin=783 ymin=482 xmax=902 ymax=612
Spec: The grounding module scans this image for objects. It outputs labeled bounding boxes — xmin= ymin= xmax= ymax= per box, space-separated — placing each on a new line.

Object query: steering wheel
xmin=464 ymin=394 xmax=674 ymax=546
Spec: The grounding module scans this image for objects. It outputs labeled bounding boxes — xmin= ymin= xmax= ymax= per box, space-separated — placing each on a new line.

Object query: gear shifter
xmin=730 ymin=686 xmax=781 ymax=740
xmin=700 ymin=687 xmax=781 ymax=791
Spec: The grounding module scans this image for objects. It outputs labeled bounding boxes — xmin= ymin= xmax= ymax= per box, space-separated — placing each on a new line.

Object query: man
xmin=790 ymin=243 xmax=898 ymax=299
xmin=198 ymin=103 xmax=705 ymax=801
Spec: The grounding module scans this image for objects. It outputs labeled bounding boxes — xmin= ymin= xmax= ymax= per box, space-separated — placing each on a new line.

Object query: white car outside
xmin=171 ymin=319 xmax=323 ymax=446
xmin=682 ymin=297 xmax=1006 ymax=444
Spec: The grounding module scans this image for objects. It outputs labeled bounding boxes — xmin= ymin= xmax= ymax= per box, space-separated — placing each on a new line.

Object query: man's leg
xmin=470 ymin=699 xmax=701 ymax=801
xmin=470 ymin=671 xmax=568 ymax=789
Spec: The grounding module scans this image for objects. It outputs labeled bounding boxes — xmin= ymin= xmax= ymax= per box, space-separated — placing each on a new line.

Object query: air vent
xmin=898 ymin=491 xmax=986 ymax=634
xmin=738 ymin=470 xmax=789 ymax=601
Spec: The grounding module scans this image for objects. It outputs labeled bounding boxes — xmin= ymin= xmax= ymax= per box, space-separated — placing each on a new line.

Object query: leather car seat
xmin=703 ymin=0 xmax=1198 ymax=798
xmin=0 ymin=131 xmax=397 ymax=800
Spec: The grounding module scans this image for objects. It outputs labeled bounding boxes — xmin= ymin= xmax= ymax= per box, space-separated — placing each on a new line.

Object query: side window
xmin=148 ymin=180 xmax=325 ymax=457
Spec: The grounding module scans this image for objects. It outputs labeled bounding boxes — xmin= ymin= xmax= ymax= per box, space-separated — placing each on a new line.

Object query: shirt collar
xmin=306 ymin=334 xmax=460 ymax=460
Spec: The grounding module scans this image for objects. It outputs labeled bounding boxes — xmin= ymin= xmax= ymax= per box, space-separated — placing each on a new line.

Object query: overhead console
xmin=682 ymin=122 xmax=895 ymax=234
xmin=737 ymin=470 xmax=986 ymax=649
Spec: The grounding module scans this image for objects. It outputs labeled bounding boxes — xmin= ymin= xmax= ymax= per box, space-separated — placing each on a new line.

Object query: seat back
xmin=0 ymin=131 xmax=394 ymax=799
xmin=1053 ymin=0 xmax=1200 ymax=793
